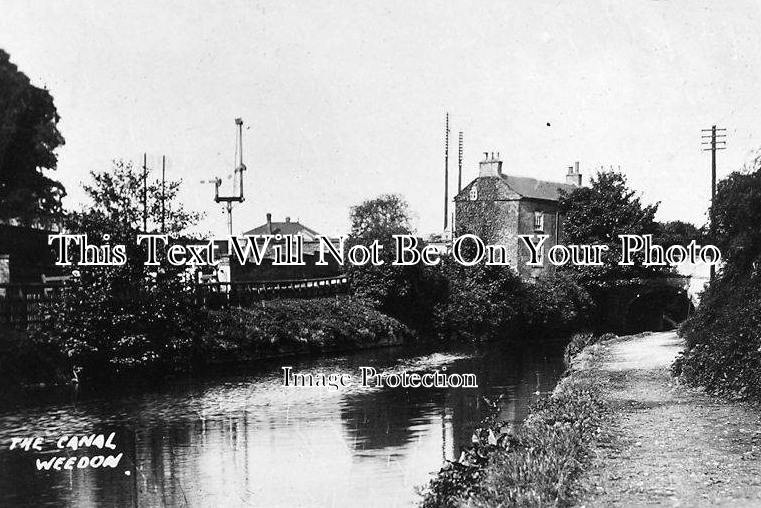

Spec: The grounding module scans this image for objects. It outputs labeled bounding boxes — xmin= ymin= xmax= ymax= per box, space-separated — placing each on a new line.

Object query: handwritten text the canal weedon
xmin=9 ymin=433 xmax=125 ymax=472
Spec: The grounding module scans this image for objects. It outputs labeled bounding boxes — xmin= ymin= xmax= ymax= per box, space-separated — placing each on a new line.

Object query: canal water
xmin=0 ymin=340 xmax=565 ymax=507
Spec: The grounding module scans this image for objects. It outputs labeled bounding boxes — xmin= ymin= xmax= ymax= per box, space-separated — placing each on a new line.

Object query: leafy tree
xmin=676 ymin=156 xmax=761 ymax=398
xmin=349 ymin=193 xmax=413 ymax=246
xmin=706 ymin=156 xmax=761 ymax=275
xmin=70 ymin=159 xmax=201 ymax=239
xmin=654 ymin=220 xmax=703 ymax=249
xmin=33 ymin=160 xmax=206 ymax=381
xmin=435 ymin=259 xmax=526 ymax=341
xmin=347 ymin=193 xmax=444 ymax=331
xmin=558 ymin=171 xmax=663 ymax=284
xmin=0 ymin=49 xmax=65 ymax=225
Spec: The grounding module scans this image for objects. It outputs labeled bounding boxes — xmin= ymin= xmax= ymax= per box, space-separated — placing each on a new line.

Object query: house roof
xmin=455 ymin=174 xmax=576 ymax=202
xmin=243 ymin=219 xmax=321 ymax=240
xmin=502 ymin=175 xmax=576 ymax=201
xmin=236 ymin=218 xmax=338 ymax=260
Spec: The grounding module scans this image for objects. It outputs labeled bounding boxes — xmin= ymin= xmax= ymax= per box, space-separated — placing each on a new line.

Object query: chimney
xmin=566 ymin=161 xmax=582 ymax=186
xmin=285 ymin=216 xmax=291 ymax=223
xmin=266 ymin=213 xmax=272 ymax=234
xmin=479 ymin=151 xmax=503 ymax=178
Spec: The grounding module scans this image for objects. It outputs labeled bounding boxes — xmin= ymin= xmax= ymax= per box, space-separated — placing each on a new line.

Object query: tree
xmin=0 ymin=49 xmax=65 ymax=225
xmin=654 ymin=220 xmax=703 ymax=249
xmin=347 ymin=194 xmax=444 ymax=331
xmin=349 ymin=193 xmax=413 ymax=246
xmin=558 ymin=171 xmax=663 ymax=284
xmin=71 ymin=159 xmax=200 ymax=239
xmin=675 ymin=156 xmax=761 ymax=398
xmin=33 ymin=160 xmax=206 ymax=381
xmin=706 ymin=155 xmax=761 ymax=276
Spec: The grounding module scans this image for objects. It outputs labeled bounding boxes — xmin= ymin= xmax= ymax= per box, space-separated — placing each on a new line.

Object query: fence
xmin=194 ymin=276 xmax=350 ymax=308
xmin=0 ymin=275 xmax=350 ymax=329
xmin=0 ymin=283 xmax=64 ymax=328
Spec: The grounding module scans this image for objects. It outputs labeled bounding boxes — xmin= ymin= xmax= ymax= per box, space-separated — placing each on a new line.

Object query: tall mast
xmin=443 ymin=113 xmax=450 ymax=231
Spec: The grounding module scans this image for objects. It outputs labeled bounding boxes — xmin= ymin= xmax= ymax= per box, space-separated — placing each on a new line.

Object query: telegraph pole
xmin=161 ymin=155 xmax=166 ymax=233
xmin=142 ymin=153 xmax=148 ymax=232
xmin=443 ymin=113 xmax=450 ymax=232
xmin=701 ymin=125 xmax=726 ymax=280
xmin=457 ymin=131 xmax=463 ymax=193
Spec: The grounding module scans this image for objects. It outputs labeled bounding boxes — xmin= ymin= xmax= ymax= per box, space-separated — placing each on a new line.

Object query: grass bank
xmin=2 ymin=296 xmax=413 ymax=392
xmin=201 ymin=296 xmax=415 ymax=362
xmin=420 ymin=333 xmax=610 ymax=508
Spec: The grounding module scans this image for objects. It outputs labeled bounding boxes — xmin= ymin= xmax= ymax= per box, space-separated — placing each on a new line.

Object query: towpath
xmin=580 ymin=331 xmax=761 ymax=507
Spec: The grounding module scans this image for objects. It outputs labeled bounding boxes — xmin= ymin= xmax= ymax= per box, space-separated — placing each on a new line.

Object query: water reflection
xmin=0 ymin=340 xmax=564 ymax=507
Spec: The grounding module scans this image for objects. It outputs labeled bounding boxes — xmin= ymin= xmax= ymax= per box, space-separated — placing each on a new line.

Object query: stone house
xmin=454 ymin=153 xmax=582 ymax=278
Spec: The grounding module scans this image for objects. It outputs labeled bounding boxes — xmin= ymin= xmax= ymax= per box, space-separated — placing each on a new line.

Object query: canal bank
xmin=422 ymin=330 xmax=761 ymax=507
xmin=420 ymin=332 xmax=610 ymax=507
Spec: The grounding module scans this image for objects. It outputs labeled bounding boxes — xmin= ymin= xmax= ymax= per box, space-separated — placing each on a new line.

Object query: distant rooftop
xmin=243 ymin=214 xmax=321 ymax=241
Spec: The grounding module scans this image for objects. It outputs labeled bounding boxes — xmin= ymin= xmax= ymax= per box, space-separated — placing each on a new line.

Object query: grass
xmin=420 ymin=336 xmax=609 ymax=508
xmin=202 ymin=296 xmax=416 ymax=361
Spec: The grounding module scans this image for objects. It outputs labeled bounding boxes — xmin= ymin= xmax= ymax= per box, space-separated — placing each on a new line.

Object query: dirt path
xmin=580 ymin=331 xmax=761 ymax=507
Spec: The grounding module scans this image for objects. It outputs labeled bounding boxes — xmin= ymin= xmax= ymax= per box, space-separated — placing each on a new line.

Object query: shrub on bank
xmin=201 ymin=296 xmax=414 ymax=360
xmin=24 ymin=291 xmax=413 ymax=384
xmin=564 ymin=331 xmax=616 ymax=366
xmin=433 ymin=260 xmax=527 ymax=342
xmin=29 ymin=268 xmax=208 ymax=382
xmin=430 ymin=260 xmax=593 ymax=342
xmin=674 ymin=272 xmax=761 ymax=398
xmin=420 ymin=375 xmax=605 ymax=507
xmin=675 ymin=162 xmax=761 ymax=399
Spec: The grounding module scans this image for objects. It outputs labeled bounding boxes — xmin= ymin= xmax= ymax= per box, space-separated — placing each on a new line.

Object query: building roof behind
xmin=243 ymin=219 xmax=321 ymax=240
xmin=502 ymin=174 xmax=576 ymax=201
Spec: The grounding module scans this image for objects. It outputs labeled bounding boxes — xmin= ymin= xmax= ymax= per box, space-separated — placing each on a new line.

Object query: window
xmin=469 ymin=186 xmax=478 ymax=201
xmin=534 ymin=211 xmax=544 ymax=232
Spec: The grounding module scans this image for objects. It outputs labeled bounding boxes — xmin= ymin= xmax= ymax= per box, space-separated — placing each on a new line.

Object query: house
xmin=454 ymin=152 xmax=582 ymax=278
xmin=229 ymin=214 xmax=344 ymax=282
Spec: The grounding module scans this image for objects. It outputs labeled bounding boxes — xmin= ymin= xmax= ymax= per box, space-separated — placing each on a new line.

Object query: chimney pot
xmin=266 ymin=213 xmax=272 ymax=234
xmin=285 ymin=216 xmax=291 ymax=223
xmin=566 ymin=162 xmax=582 ymax=187
xmin=479 ymin=150 xmax=503 ymax=178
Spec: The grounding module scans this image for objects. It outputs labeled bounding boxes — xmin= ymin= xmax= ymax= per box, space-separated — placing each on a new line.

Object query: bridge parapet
xmin=590 ymin=275 xmax=692 ymax=334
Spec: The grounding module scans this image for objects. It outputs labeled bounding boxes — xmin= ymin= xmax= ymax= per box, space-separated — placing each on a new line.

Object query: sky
xmin=2 ymin=0 xmax=761 ymax=237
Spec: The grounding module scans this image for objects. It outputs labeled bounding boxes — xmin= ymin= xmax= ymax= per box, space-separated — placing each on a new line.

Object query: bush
xmin=433 ymin=259 xmax=527 ymax=342
xmin=674 ymin=271 xmax=761 ymax=398
xmin=564 ymin=331 xmax=616 ymax=366
xmin=524 ymin=272 xmax=595 ymax=334
xmin=348 ymin=262 xmax=446 ymax=333
xmin=420 ymin=377 xmax=605 ymax=507
xmin=675 ymin=160 xmax=761 ymax=398
xmin=29 ymin=267 xmax=208 ymax=382
xmin=431 ymin=260 xmax=593 ymax=343
xmin=202 ymin=296 xmax=414 ymax=360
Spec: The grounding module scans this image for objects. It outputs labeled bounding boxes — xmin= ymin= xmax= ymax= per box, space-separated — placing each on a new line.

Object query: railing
xmin=0 ymin=283 xmax=65 ymax=328
xmin=0 ymin=275 xmax=350 ymax=328
xmin=194 ymin=276 xmax=350 ymax=307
